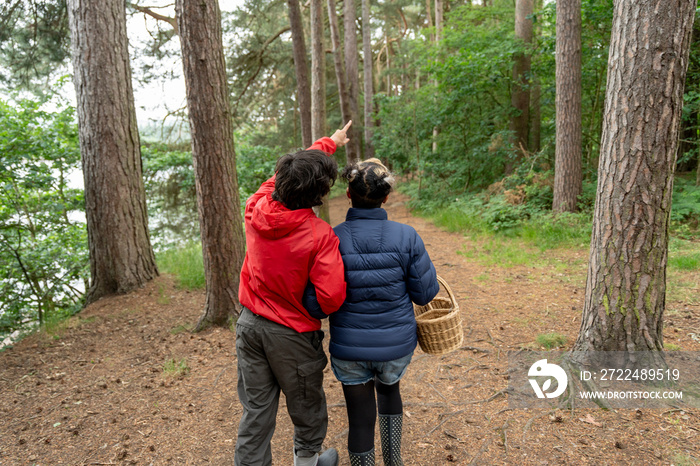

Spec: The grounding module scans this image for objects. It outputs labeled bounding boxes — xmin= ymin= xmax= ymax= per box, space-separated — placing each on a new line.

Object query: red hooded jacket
xmin=238 ymin=137 xmax=346 ymax=332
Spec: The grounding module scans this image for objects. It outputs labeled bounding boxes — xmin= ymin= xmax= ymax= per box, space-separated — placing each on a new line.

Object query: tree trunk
xmin=432 ymin=0 xmax=443 ymax=154
xmin=67 ymin=0 xmax=158 ymax=304
xmin=176 ymin=0 xmax=246 ymax=330
xmin=697 ymin=118 xmax=700 ymax=184
xmin=311 ymin=0 xmax=331 ymax=222
xmin=361 ymin=0 xmax=374 ymax=158
xmin=530 ymin=76 xmax=541 ymax=153
xmin=529 ymin=0 xmax=543 ymax=154
xmin=328 ymin=0 xmax=360 ymax=162
xmin=425 ymin=0 xmax=433 ymax=40
xmin=552 ymin=0 xmax=582 ymax=213
xmin=311 ymin=0 xmax=326 ymax=142
xmin=288 ymin=0 xmax=313 ymax=147
xmin=344 ymin=0 xmax=361 ymax=156
xmin=434 ymin=0 xmax=443 ymax=55
xmin=385 ymin=34 xmax=392 ymax=96
xmin=509 ymin=0 xmax=533 ymax=170
xmin=573 ymin=0 xmax=696 ymax=353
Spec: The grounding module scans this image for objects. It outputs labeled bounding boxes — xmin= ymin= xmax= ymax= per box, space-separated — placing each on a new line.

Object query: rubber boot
xmin=317 ymin=448 xmax=339 ymax=466
xmin=378 ymin=414 xmax=404 ymax=466
xmin=349 ymin=448 xmax=375 ymax=466
xmin=294 ymin=448 xmax=339 ymax=466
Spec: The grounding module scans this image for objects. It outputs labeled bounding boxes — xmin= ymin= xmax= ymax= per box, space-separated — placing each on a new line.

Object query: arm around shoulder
xmin=306 ymin=227 xmax=346 ymax=316
xmin=407 ymin=232 xmax=439 ymax=306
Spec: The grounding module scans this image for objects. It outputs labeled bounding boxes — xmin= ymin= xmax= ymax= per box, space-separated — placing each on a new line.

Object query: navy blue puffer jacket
xmin=328 ymin=207 xmax=439 ymax=362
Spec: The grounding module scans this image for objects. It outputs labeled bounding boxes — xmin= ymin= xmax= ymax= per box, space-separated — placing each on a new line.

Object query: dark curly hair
xmin=341 ymin=158 xmax=396 ymax=209
xmin=272 ymin=149 xmax=338 ymax=210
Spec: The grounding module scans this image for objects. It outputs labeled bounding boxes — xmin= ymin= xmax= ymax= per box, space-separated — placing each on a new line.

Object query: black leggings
xmin=342 ymin=379 xmax=402 ymax=453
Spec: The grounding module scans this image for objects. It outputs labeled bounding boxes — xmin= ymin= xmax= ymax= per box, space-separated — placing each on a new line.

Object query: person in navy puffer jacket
xmin=307 ymin=158 xmax=439 ymax=466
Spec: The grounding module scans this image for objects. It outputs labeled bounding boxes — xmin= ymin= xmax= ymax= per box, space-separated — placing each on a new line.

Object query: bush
xmin=0 ymin=98 xmax=87 ymax=340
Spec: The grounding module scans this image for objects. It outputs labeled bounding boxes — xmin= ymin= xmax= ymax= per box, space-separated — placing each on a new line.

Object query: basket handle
xmin=436 ymin=275 xmax=458 ymax=308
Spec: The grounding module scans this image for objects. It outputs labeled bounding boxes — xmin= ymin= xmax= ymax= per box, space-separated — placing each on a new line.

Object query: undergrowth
xmin=403 ymin=172 xmax=700 ymax=255
xmin=156 ymin=242 xmax=206 ymax=290
xmin=535 ymin=333 xmax=568 ymax=350
xmin=404 ymin=186 xmax=593 ymax=253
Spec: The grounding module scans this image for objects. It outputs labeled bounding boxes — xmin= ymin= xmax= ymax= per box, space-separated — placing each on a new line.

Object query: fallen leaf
xmin=579 ymin=413 xmax=602 ymax=427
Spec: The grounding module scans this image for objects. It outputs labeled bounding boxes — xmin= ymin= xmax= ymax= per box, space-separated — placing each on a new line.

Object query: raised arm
xmin=308 ymin=120 xmax=353 ymax=153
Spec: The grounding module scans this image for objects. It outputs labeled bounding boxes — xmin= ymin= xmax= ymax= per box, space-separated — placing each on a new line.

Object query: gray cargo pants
xmin=234 ymin=307 xmax=329 ymax=465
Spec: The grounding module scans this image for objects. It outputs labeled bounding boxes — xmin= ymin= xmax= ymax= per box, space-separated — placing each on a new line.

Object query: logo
xmin=528 ymin=359 xmax=568 ymax=399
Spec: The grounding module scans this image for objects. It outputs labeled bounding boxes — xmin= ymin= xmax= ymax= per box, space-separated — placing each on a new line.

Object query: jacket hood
xmin=251 ymin=194 xmax=313 ymax=239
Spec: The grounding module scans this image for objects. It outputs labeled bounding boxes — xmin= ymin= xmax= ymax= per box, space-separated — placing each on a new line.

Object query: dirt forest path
xmin=1 ymin=193 xmax=699 ymax=465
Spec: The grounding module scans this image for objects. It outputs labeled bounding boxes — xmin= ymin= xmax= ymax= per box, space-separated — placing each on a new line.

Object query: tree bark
xmin=432 ymin=0 xmax=443 ymax=154
xmin=311 ymin=0 xmax=326 ymax=142
xmin=529 ymin=0 xmax=543 ymax=154
xmin=362 ymin=0 xmax=374 ymax=158
xmin=311 ymin=0 xmax=331 ymax=222
xmin=344 ymin=0 xmax=361 ymax=157
xmin=385 ymin=33 xmax=392 ymax=96
xmin=425 ymin=0 xmax=433 ymax=41
xmin=509 ymin=0 xmax=533 ymax=170
xmin=434 ymin=0 xmax=443 ymax=51
xmin=552 ymin=0 xmax=582 ymax=213
xmin=288 ymin=0 xmax=313 ymax=148
xmin=573 ymin=0 xmax=696 ymax=353
xmin=176 ymin=0 xmax=246 ymax=330
xmin=328 ymin=0 xmax=360 ymax=162
xmin=67 ymin=0 xmax=158 ymax=304
xmin=530 ymin=76 xmax=541 ymax=153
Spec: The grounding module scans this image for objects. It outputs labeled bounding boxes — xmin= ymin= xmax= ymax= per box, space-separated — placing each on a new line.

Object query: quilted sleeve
xmin=406 ymin=231 xmax=439 ymax=306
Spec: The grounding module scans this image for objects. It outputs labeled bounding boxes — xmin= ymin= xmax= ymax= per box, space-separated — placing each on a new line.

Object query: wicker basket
xmin=414 ymin=275 xmax=463 ymax=355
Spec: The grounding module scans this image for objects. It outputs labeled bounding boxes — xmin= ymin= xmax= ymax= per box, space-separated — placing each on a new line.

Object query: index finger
xmin=341 ymin=120 xmax=353 ymax=132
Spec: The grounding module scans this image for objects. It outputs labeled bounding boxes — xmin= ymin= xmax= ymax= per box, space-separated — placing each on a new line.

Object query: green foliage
xmin=668 ymin=236 xmax=700 ymax=273
xmin=518 ymin=212 xmax=592 ymax=250
xmin=142 ymin=135 xmax=283 ymax=249
xmin=376 ymin=5 xmax=517 ymax=193
xmin=156 ymin=242 xmax=206 ymax=290
xmin=223 ymin=0 xmax=302 ymax=145
xmin=669 ymin=252 xmax=700 ymax=272
xmin=535 ymin=333 xmax=568 ymax=350
xmin=407 ymin=172 xmax=593 ymax=251
xmin=460 ymin=237 xmax=542 ymax=268
xmin=536 ymin=0 xmax=614 ymax=170
xmin=669 ymin=452 xmax=699 ymax=466
xmin=678 ymin=17 xmax=700 ymax=174
xmin=0 ymin=0 xmax=71 ymax=92
xmin=374 ymin=0 xmax=615 ymax=212
xmin=670 ymin=177 xmax=700 ymax=238
xmin=170 ymin=323 xmax=193 ymax=335
xmin=235 ymin=139 xmax=281 ymax=201
xmin=141 ymin=142 xmax=199 ymax=250
xmin=0 ymin=98 xmax=87 ymax=340
xmin=163 ymin=358 xmax=190 ymax=378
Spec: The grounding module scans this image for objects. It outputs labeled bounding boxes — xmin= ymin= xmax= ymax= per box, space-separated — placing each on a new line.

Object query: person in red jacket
xmin=234 ymin=122 xmax=352 ymax=466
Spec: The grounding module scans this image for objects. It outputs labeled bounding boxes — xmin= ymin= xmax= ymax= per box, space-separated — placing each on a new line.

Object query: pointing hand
xmin=330 ymin=120 xmax=352 ymax=148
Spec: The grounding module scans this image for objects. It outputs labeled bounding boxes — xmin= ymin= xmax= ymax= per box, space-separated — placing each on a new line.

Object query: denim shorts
xmin=330 ymin=352 xmax=414 ymax=386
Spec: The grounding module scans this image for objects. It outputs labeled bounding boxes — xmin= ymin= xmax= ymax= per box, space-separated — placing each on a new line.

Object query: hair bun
xmin=342 ymin=157 xmax=395 ymax=208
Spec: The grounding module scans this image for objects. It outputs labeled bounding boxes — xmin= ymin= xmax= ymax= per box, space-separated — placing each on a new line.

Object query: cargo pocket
xmin=297 ymin=354 xmax=328 ymax=400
